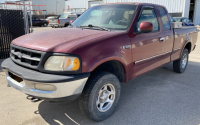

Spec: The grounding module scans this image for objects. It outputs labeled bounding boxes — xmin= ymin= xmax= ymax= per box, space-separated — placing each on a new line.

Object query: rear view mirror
xmin=138 ymin=22 xmax=153 ymax=33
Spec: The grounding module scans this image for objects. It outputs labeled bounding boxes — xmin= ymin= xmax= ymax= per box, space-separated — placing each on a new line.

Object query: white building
xmin=65 ymin=0 xmax=200 ymax=25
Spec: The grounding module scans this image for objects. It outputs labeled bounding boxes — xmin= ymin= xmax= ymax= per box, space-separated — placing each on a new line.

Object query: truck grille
xmin=10 ymin=45 xmax=43 ymax=68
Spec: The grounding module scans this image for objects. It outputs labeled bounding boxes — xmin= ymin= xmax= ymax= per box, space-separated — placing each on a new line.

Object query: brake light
xmin=58 ymin=19 xmax=60 ymax=24
xmin=48 ymin=20 xmax=49 ymax=24
xmin=70 ymin=20 xmax=74 ymax=24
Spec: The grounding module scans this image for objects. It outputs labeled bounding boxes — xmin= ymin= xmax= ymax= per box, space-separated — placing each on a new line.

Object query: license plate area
xmin=8 ymin=72 xmax=25 ymax=86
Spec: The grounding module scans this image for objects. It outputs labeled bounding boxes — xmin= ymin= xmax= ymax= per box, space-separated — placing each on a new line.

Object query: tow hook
xmin=27 ymin=96 xmax=42 ymax=102
xmin=7 ymin=84 xmax=11 ymax=87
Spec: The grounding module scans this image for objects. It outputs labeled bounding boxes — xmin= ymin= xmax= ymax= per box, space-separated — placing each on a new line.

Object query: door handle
xmin=160 ymin=37 xmax=165 ymax=42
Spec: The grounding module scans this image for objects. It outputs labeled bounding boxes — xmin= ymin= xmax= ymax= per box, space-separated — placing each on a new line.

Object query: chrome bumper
xmin=4 ymin=70 xmax=88 ymax=98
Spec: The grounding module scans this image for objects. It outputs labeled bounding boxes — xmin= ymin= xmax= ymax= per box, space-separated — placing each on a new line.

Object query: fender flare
xmin=181 ymin=40 xmax=192 ymax=55
xmin=88 ymin=56 xmax=129 ymax=81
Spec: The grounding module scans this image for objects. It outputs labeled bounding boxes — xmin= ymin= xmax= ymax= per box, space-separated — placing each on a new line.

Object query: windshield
xmin=60 ymin=13 xmax=69 ymax=18
xmin=72 ymin=4 xmax=138 ymax=31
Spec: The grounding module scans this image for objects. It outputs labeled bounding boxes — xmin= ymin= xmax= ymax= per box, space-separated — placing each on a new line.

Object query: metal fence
xmin=0 ymin=9 xmax=25 ymax=59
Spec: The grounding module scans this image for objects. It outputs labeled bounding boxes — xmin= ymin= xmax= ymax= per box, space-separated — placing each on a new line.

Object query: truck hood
xmin=12 ymin=28 xmax=120 ymax=53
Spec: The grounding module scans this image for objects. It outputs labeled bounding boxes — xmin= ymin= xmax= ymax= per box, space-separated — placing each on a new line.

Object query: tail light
xmin=70 ymin=20 xmax=74 ymax=24
xmin=48 ymin=20 xmax=49 ymax=24
xmin=58 ymin=19 xmax=60 ymax=24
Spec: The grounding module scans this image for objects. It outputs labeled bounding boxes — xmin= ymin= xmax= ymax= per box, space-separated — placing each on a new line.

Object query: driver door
xmin=131 ymin=6 xmax=165 ymax=78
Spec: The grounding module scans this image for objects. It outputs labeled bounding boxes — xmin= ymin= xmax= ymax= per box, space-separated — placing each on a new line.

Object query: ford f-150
xmin=1 ymin=3 xmax=198 ymax=121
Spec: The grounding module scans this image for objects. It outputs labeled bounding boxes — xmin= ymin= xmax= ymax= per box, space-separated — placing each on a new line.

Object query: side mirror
xmin=138 ymin=22 xmax=153 ymax=33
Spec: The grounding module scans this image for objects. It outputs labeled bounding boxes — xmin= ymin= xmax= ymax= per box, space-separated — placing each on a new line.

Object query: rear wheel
xmin=64 ymin=24 xmax=69 ymax=27
xmin=173 ymin=49 xmax=189 ymax=73
xmin=43 ymin=23 xmax=47 ymax=27
xmin=79 ymin=71 xmax=121 ymax=122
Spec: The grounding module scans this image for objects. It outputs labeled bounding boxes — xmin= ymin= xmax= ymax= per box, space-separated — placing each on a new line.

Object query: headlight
xmin=44 ymin=56 xmax=80 ymax=71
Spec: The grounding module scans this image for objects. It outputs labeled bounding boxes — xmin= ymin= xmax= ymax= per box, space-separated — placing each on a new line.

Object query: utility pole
xmin=29 ymin=2 xmax=33 ymax=33
xmin=56 ymin=0 xmax=57 ymax=15
xmin=23 ymin=0 xmax=27 ymax=34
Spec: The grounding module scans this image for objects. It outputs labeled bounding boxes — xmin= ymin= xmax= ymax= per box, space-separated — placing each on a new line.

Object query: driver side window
xmin=134 ymin=8 xmax=159 ymax=32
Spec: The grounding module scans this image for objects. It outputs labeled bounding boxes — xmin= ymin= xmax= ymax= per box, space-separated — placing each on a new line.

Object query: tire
xmin=173 ymin=49 xmax=189 ymax=73
xmin=64 ymin=24 xmax=69 ymax=27
xmin=43 ymin=23 xmax=47 ymax=27
xmin=79 ymin=71 xmax=121 ymax=122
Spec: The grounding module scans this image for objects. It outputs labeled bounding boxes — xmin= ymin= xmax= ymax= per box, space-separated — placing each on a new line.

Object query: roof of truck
xmin=99 ymin=2 xmax=164 ymax=7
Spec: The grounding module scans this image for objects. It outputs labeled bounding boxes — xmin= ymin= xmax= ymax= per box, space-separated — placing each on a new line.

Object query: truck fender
xmin=88 ymin=56 xmax=128 ymax=81
xmin=181 ymin=40 xmax=192 ymax=54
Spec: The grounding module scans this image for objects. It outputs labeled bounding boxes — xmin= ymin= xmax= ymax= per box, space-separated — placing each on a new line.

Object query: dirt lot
xmin=0 ymin=27 xmax=200 ymax=125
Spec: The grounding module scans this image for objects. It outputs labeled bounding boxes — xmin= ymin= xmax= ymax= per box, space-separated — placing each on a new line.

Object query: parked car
xmin=58 ymin=12 xmax=82 ymax=27
xmin=32 ymin=17 xmax=49 ymax=27
xmin=1 ymin=3 xmax=198 ymax=122
xmin=45 ymin=16 xmax=58 ymax=21
xmin=48 ymin=16 xmax=60 ymax=28
xmin=174 ymin=17 xmax=195 ymax=26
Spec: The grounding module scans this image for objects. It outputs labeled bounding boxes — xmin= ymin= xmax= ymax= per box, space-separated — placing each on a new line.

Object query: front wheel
xmin=173 ymin=49 xmax=189 ymax=73
xmin=79 ymin=71 xmax=121 ymax=122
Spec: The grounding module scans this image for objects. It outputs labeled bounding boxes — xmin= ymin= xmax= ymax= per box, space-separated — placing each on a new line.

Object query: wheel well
xmin=91 ymin=61 xmax=126 ymax=83
xmin=185 ymin=42 xmax=192 ymax=53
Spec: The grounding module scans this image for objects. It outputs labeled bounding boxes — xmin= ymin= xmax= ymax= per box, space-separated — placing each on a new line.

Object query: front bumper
xmin=1 ymin=58 xmax=89 ymax=99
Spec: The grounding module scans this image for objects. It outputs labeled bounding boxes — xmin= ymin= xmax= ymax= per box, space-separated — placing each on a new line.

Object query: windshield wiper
xmin=80 ymin=25 xmax=111 ymax=32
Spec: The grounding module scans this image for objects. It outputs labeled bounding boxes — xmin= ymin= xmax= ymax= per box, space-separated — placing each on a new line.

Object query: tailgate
xmin=49 ymin=19 xmax=58 ymax=25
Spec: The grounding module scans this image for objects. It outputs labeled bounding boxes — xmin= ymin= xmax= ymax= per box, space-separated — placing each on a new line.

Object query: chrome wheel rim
xmin=182 ymin=54 xmax=187 ymax=68
xmin=96 ymin=84 xmax=116 ymax=112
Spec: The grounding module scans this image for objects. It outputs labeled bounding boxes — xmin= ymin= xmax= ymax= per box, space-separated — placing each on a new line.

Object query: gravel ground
xmin=0 ymin=27 xmax=200 ymax=125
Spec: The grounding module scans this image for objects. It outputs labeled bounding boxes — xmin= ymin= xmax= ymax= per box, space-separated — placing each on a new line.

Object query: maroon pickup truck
xmin=1 ymin=3 xmax=198 ymax=121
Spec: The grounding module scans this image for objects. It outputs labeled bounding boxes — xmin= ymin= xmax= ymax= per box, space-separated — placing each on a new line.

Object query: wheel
xmin=173 ymin=49 xmax=189 ymax=73
xmin=64 ymin=24 xmax=69 ymax=27
xmin=79 ymin=71 xmax=121 ymax=122
xmin=43 ymin=23 xmax=47 ymax=27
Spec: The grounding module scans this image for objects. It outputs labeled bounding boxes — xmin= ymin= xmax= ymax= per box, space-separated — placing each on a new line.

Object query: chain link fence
xmin=0 ymin=9 xmax=25 ymax=59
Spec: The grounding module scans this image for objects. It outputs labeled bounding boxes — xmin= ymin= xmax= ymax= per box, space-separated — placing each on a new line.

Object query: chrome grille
xmin=10 ymin=45 xmax=42 ymax=67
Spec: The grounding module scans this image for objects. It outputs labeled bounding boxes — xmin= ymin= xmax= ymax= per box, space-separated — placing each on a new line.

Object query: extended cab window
xmin=134 ymin=8 xmax=159 ymax=33
xmin=157 ymin=7 xmax=170 ymax=30
xmin=72 ymin=4 xmax=138 ymax=31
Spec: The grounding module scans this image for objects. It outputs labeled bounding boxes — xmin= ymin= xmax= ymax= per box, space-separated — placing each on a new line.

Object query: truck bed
xmin=172 ymin=26 xmax=198 ymax=61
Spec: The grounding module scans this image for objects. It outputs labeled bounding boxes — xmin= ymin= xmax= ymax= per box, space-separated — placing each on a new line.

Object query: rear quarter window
xmin=157 ymin=7 xmax=171 ymax=30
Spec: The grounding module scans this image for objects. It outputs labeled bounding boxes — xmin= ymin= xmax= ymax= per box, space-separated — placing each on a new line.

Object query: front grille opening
xmin=21 ymin=50 xmax=31 ymax=56
xmin=32 ymin=53 xmax=41 ymax=58
xmin=8 ymin=72 xmax=23 ymax=82
xmin=15 ymin=48 xmax=20 ymax=52
xmin=11 ymin=46 xmax=42 ymax=68
xmin=14 ymin=55 xmax=21 ymax=60
xmin=31 ymin=61 xmax=39 ymax=66
xmin=23 ymin=58 xmax=31 ymax=64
